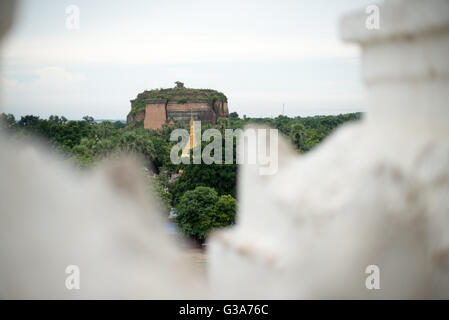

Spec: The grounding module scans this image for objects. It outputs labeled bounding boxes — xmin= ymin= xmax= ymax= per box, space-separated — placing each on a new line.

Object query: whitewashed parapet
xmin=208 ymin=0 xmax=449 ymax=299
xmin=341 ymin=0 xmax=449 ymax=128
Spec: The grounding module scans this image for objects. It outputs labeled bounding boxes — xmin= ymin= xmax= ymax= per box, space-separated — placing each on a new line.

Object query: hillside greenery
xmin=129 ymin=87 xmax=228 ymax=116
xmin=175 ymin=187 xmax=236 ymax=241
xmin=1 ymin=111 xmax=361 ymax=241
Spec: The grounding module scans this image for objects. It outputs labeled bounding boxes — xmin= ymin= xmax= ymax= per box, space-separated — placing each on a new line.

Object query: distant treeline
xmin=0 ymin=111 xmax=361 ymax=241
xmin=0 ymin=112 xmax=362 ymax=165
xmin=0 ymin=111 xmax=362 ymax=165
xmin=228 ymin=112 xmax=362 ymax=152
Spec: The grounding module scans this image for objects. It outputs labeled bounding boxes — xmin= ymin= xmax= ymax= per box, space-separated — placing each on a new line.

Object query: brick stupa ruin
xmin=126 ymin=82 xmax=229 ymax=130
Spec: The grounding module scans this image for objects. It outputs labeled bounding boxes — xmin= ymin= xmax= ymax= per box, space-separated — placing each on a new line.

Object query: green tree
xmin=96 ymin=121 xmax=115 ymax=139
xmin=211 ymin=194 xmax=237 ymax=227
xmin=92 ymin=138 xmax=116 ymax=159
xmin=175 ymin=186 xmax=219 ymax=241
xmin=217 ymin=117 xmax=229 ymax=132
xmin=0 ymin=113 xmax=16 ymax=130
xmin=171 ymin=162 xmax=237 ymax=206
xmin=148 ymin=174 xmax=172 ymax=214
xmin=113 ymin=121 xmax=126 ymax=129
xmin=290 ymin=123 xmax=305 ymax=151
xmin=118 ymin=130 xmax=156 ymax=165
xmin=149 ymin=135 xmax=178 ymax=173
xmin=82 ymin=115 xmax=95 ymax=125
xmin=18 ymin=115 xmax=39 ymax=127
xmin=170 ymin=136 xmax=238 ymax=205
xmin=48 ymin=115 xmax=67 ymax=125
xmin=71 ymin=138 xmax=96 ymax=166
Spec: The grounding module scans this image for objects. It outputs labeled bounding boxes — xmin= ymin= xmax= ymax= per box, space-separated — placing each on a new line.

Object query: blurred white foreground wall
xmin=1 ymin=0 xmax=449 ymax=299
xmin=0 ymin=1 xmax=206 ymax=299
xmin=208 ymin=0 xmax=449 ymax=299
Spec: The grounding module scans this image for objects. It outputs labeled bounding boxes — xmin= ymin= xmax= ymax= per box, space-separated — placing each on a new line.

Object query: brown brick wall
xmin=144 ymin=104 xmax=166 ymax=130
xmin=166 ymin=102 xmax=211 ymax=112
xmin=135 ymin=111 xmax=145 ymax=122
xmin=223 ymin=102 xmax=229 ymax=116
xmin=142 ymin=100 xmax=228 ymax=130
xmin=213 ymin=100 xmax=229 ymax=118
xmin=167 ymin=102 xmax=217 ymax=125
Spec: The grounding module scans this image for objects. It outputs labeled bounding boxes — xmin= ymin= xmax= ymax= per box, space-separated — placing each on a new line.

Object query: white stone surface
xmin=0 ymin=0 xmax=207 ymax=299
xmin=208 ymin=0 xmax=449 ymax=299
xmin=1 ymin=0 xmax=448 ymax=299
xmin=0 ymin=139 xmax=207 ymax=298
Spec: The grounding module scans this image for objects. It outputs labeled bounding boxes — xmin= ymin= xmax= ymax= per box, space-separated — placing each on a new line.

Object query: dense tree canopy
xmin=176 ymin=186 xmax=219 ymax=240
xmin=175 ymin=186 xmax=236 ymax=241
xmin=212 ymin=195 xmax=237 ymax=227
xmin=1 ymin=111 xmax=361 ymax=240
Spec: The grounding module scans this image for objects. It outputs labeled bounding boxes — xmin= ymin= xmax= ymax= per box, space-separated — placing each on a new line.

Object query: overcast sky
xmin=0 ymin=0 xmax=379 ymax=120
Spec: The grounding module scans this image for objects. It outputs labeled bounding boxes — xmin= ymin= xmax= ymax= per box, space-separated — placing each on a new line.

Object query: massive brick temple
xmin=126 ymin=82 xmax=229 ymax=130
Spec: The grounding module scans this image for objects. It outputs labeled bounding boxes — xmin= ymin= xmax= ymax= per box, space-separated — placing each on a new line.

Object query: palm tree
xmin=290 ymin=123 xmax=305 ymax=150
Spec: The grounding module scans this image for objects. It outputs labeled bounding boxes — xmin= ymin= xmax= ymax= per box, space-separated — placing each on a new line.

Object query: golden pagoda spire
xmin=181 ymin=106 xmax=196 ymax=158
xmin=189 ymin=107 xmax=194 ymax=149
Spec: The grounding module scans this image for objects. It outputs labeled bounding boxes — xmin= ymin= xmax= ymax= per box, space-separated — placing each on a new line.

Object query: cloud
xmin=3 ymin=35 xmax=358 ymax=64
xmin=34 ymin=66 xmax=85 ymax=89
xmin=232 ymin=91 xmax=366 ymax=117
xmin=0 ymin=0 xmax=372 ymax=119
xmin=3 ymin=66 xmax=85 ymax=91
xmin=1 ymin=32 xmax=359 ymax=65
xmin=2 ymin=0 xmax=366 ymax=65
xmin=0 ymin=67 xmax=87 ymax=117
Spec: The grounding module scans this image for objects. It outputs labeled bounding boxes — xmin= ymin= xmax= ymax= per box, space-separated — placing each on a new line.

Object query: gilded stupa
xmin=180 ymin=112 xmax=197 ymax=159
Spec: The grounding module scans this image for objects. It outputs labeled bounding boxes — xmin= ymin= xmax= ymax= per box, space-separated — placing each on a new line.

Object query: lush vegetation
xmin=130 ymin=87 xmax=228 ymax=116
xmin=1 ymin=111 xmax=361 ymax=242
xmin=228 ymin=112 xmax=362 ymax=152
xmin=175 ymin=187 xmax=236 ymax=241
